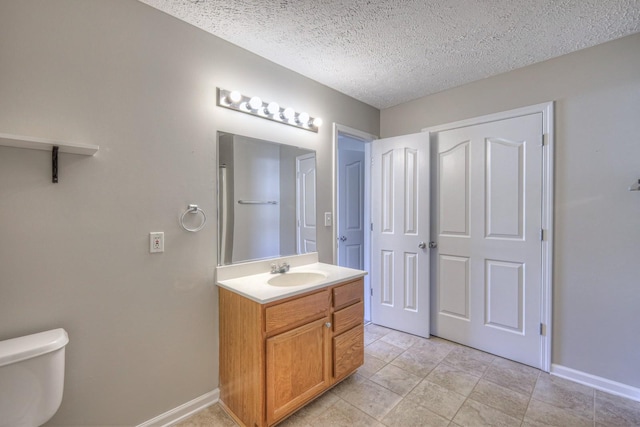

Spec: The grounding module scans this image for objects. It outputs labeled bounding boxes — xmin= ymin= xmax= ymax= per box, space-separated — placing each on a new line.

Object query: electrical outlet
xmin=150 ymin=232 xmax=164 ymax=253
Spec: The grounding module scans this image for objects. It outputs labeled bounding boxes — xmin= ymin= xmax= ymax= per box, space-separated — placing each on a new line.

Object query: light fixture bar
xmin=216 ymin=88 xmax=322 ymax=133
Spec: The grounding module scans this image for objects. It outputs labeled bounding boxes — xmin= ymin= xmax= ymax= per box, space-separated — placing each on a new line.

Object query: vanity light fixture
xmin=216 ymin=88 xmax=322 ymax=133
xmin=296 ymin=112 xmax=310 ymax=125
xmin=281 ymin=107 xmax=295 ymax=122
xmin=248 ymin=96 xmax=263 ymax=111
xmin=266 ymin=101 xmax=280 ymax=115
xmin=227 ymin=90 xmax=242 ymax=104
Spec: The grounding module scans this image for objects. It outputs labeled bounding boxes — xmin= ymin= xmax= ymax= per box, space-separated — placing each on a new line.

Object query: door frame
xmin=423 ymin=102 xmax=554 ymax=372
xmin=333 ymin=123 xmax=377 ymax=322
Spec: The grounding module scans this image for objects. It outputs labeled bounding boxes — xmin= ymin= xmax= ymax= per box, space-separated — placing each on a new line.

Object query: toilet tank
xmin=0 ymin=328 xmax=69 ymax=427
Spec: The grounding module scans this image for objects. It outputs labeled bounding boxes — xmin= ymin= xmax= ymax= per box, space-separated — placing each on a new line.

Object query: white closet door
xmin=432 ymin=113 xmax=543 ymax=368
xmin=371 ymin=132 xmax=430 ymax=338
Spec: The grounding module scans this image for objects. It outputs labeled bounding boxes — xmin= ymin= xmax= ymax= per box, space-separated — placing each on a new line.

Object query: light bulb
xmin=312 ymin=117 xmax=323 ymax=127
xmin=227 ymin=90 xmax=242 ymax=104
xmin=282 ymin=107 xmax=295 ymax=121
xmin=297 ymin=112 xmax=310 ymax=125
xmin=266 ymin=101 xmax=280 ymax=115
xmin=248 ymin=96 xmax=263 ymax=111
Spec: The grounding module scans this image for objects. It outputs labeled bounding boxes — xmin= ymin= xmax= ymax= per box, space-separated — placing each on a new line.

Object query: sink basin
xmin=267 ymin=272 xmax=327 ymax=287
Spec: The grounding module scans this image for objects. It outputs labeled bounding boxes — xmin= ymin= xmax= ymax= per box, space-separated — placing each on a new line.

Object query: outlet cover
xmin=150 ymin=232 xmax=164 ymax=253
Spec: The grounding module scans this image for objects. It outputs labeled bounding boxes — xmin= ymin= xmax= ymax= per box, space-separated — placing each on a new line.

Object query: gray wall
xmin=381 ymin=33 xmax=640 ymax=389
xmin=0 ymin=1 xmax=378 ymax=426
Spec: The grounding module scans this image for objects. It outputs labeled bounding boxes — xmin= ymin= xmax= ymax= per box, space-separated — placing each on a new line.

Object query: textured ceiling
xmin=139 ymin=0 xmax=640 ymax=109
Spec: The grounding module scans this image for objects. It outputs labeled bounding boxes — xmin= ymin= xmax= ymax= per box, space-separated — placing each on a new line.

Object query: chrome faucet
xmin=270 ymin=261 xmax=290 ymax=274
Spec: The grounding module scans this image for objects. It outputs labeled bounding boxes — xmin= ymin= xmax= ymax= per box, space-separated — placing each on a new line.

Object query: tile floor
xmin=177 ymin=324 xmax=640 ymax=426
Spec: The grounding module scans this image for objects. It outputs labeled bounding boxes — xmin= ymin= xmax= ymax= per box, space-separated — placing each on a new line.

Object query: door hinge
xmin=540 ymin=228 xmax=544 ymax=241
xmin=370 ymin=223 xmax=373 ymax=231
xmin=370 ymin=288 xmax=373 ymax=296
xmin=540 ymin=134 xmax=545 ymax=147
xmin=539 ymin=323 xmax=544 ymax=335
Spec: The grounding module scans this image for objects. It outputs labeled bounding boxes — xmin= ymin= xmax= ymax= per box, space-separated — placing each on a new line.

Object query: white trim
xmin=420 ymin=102 xmax=553 ymax=134
xmin=136 ymin=389 xmax=220 ymax=427
xmin=422 ymin=102 xmax=554 ymax=372
xmin=540 ymin=102 xmax=554 ymax=373
xmin=551 ymin=364 xmax=640 ymax=402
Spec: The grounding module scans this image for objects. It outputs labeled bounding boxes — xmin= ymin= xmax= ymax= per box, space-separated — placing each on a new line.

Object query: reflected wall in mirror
xmin=218 ymin=132 xmax=317 ymax=265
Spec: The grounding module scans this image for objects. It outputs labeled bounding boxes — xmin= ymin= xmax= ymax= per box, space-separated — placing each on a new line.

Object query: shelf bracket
xmin=52 ymin=146 xmax=58 ymax=183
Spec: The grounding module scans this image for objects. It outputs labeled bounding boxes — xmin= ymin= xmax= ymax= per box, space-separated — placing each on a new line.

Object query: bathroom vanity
xmin=217 ymin=259 xmax=366 ymax=427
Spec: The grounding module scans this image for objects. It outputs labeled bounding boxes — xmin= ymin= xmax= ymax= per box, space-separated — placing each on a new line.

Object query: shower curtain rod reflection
xmin=237 ymin=200 xmax=278 ymax=205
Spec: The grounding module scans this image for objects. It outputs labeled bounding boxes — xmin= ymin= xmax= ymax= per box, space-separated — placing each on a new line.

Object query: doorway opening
xmin=333 ymin=124 xmax=376 ymax=322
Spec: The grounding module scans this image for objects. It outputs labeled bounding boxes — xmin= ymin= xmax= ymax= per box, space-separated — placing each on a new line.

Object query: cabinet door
xmin=266 ymin=317 xmax=330 ymax=425
xmin=333 ymin=325 xmax=364 ymax=380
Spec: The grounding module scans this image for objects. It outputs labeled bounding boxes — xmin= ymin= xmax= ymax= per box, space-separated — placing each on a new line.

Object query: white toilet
xmin=0 ymin=328 xmax=69 ymax=427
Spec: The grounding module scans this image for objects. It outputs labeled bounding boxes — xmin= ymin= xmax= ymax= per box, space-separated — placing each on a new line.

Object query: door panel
xmin=485 ymin=260 xmax=523 ymax=333
xmin=486 ymin=138 xmax=524 ymax=239
xmin=431 ymin=113 xmax=543 ymax=368
xmin=439 ymin=141 xmax=469 ymax=236
xmin=338 ymin=149 xmax=365 ymax=270
xmin=371 ymin=132 xmax=430 ymax=338
xmin=438 ymin=255 xmax=470 ymax=320
xmin=403 ymin=253 xmax=418 ymax=311
xmin=297 ymin=154 xmax=317 ymax=253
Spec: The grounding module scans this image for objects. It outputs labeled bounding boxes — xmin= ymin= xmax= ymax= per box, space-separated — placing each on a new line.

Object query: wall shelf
xmin=0 ymin=132 xmax=99 ymax=155
xmin=0 ymin=132 xmax=99 ymax=183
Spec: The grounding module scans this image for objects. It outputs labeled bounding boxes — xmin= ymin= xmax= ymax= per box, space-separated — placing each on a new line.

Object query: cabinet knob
xmin=325 ymin=322 xmax=332 ymax=329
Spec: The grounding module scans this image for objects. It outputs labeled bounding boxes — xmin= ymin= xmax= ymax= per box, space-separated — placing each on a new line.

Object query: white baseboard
xmin=551 ymin=364 xmax=640 ymax=402
xmin=137 ymin=389 xmax=220 ymax=427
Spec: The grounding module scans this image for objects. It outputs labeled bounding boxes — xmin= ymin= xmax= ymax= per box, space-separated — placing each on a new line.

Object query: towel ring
xmin=180 ymin=204 xmax=207 ymax=232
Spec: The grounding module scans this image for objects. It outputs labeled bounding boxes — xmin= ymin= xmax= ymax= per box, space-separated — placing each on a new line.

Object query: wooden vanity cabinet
xmin=219 ymin=277 xmax=364 ymax=427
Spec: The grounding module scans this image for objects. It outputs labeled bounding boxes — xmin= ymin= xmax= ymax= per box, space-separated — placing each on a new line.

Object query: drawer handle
xmin=325 ymin=322 xmax=332 ymax=329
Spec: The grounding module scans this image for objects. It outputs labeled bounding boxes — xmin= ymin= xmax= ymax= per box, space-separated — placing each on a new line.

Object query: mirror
xmin=217 ymin=132 xmax=317 ymax=265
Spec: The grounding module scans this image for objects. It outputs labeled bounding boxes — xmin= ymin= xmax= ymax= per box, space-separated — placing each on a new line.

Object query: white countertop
xmin=216 ymin=262 xmax=367 ymax=304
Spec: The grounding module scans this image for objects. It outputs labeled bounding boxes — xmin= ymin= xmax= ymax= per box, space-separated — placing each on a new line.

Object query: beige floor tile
xmin=331 ymin=373 xmax=403 ymax=420
xmin=405 ymin=379 xmax=466 ymax=420
xmin=532 ymin=373 xmax=594 ymax=420
xmin=482 ymin=358 xmax=540 ymax=396
xmin=369 ymin=363 xmax=422 ymax=396
xmin=595 ymin=390 xmax=640 ymax=426
xmin=525 ymin=398 xmax=593 ymax=426
xmin=491 ymin=357 xmax=540 ymax=376
xmin=364 ymin=323 xmax=393 ymax=345
xmin=389 ymin=346 xmax=440 ymax=377
xmin=308 ymin=398 xmax=385 ymax=427
xmin=467 ymin=378 xmax=529 ymax=419
xmin=411 ymin=337 xmax=458 ymax=359
xmin=452 ymin=398 xmax=523 ymax=427
xmin=277 ymin=413 xmax=313 ymax=427
xmin=381 ymin=398 xmax=449 ymax=427
xmin=277 ymin=391 xmax=340 ymax=426
xmin=174 ymin=403 xmax=236 ymax=427
xmin=364 ymin=339 xmax=404 ymax=363
xmin=379 ymin=330 xmax=422 ymax=349
xmin=426 ymin=363 xmax=481 ymax=396
xmin=357 ymin=353 xmax=387 ymax=378
xmin=442 ymin=347 xmax=494 ymax=377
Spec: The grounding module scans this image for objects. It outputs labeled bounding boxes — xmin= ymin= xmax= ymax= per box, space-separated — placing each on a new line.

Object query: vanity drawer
xmin=333 ymin=325 xmax=364 ymax=379
xmin=265 ymin=290 xmax=330 ymax=333
xmin=333 ymin=279 xmax=363 ymax=310
xmin=333 ymin=301 xmax=363 ymax=335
